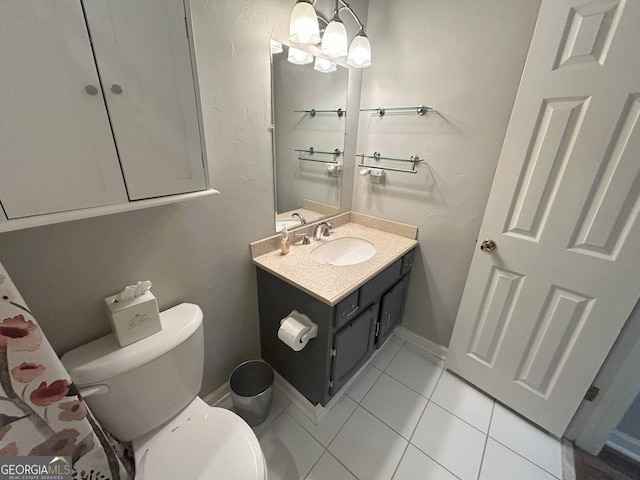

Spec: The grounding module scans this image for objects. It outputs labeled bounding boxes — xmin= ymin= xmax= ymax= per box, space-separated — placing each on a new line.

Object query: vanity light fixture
xmin=320 ymin=11 xmax=348 ymax=58
xmin=313 ymin=56 xmax=337 ymax=73
xmin=289 ymin=0 xmax=321 ymax=45
xmin=287 ymin=46 xmax=314 ymax=65
xmin=288 ymin=0 xmax=372 ymax=68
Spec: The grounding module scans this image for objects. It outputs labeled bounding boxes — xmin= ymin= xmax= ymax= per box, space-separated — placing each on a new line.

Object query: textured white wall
xmin=354 ymin=0 xmax=542 ymax=346
xmin=0 ymin=0 xmax=292 ymax=395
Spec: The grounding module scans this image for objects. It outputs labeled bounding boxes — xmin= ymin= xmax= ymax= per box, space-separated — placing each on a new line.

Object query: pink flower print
xmin=29 ymin=429 xmax=79 ymax=456
xmin=0 ymin=441 xmax=18 ymax=456
xmin=58 ymin=400 xmax=87 ymax=421
xmin=30 ymin=379 xmax=69 ymax=406
xmin=11 ymin=362 xmax=45 ymax=383
xmin=0 ymin=315 xmax=42 ymax=352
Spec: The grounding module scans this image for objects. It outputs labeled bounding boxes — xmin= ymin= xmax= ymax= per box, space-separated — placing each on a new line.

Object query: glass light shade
xmin=287 ymin=47 xmax=313 ymax=65
xmin=289 ymin=1 xmax=320 ymax=45
xmin=320 ymin=19 xmax=348 ymax=58
xmin=270 ymin=40 xmax=283 ymax=54
xmin=314 ymin=56 xmax=337 ymax=73
xmin=346 ymin=34 xmax=372 ymax=68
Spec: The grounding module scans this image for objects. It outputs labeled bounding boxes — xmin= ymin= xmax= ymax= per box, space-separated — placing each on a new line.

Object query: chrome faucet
xmin=294 ymin=232 xmax=311 ymax=245
xmin=313 ymin=221 xmax=333 ymax=241
xmin=291 ymin=212 xmax=307 ymax=225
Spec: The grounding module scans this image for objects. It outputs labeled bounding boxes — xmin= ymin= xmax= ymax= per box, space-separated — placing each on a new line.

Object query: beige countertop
xmin=251 ymin=213 xmax=418 ymax=306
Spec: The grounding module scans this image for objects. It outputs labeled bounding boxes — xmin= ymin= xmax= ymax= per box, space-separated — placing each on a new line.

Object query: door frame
xmin=566 ymin=298 xmax=640 ymax=455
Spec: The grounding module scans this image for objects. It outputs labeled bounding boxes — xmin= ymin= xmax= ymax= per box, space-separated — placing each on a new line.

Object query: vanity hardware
xmin=331 ymin=348 xmax=337 ymax=357
xmin=294 ymin=108 xmax=345 ymax=117
xmin=314 ymin=221 xmax=333 ymax=240
xmin=343 ymin=304 xmax=359 ymax=318
xmin=294 ymin=233 xmax=311 ymax=245
xmin=85 ymin=84 xmax=99 ymax=96
xmin=358 ymin=153 xmax=423 ymax=174
xmin=360 ymin=105 xmax=433 ymax=116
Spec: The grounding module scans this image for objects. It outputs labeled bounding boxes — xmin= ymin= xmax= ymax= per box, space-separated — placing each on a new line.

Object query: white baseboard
xmin=394 ymin=326 xmax=448 ymax=367
xmin=606 ymin=429 xmax=640 ymax=463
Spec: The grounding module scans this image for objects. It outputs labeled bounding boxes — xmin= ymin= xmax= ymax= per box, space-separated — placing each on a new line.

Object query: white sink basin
xmin=311 ymin=238 xmax=376 ymax=266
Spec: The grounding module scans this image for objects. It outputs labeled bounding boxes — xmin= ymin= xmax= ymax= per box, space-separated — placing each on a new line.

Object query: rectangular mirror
xmin=271 ymin=41 xmax=348 ymax=232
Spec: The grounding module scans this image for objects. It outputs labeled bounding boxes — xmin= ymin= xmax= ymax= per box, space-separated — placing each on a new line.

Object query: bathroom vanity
xmin=252 ymin=213 xmax=418 ymax=406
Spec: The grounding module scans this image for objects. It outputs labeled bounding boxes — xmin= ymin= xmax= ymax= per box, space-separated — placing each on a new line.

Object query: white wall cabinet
xmin=0 ymin=0 xmax=207 ymax=222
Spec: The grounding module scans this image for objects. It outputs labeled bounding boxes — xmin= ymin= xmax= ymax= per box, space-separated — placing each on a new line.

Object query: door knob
xmin=110 ymin=84 xmax=123 ymax=94
xmin=85 ymin=85 xmax=99 ymax=96
xmin=480 ymin=239 xmax=497 ymax=253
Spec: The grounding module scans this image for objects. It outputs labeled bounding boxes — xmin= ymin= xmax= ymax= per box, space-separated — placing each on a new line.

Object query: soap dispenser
xmin=280 ymin=226 xmax=290 ymax=255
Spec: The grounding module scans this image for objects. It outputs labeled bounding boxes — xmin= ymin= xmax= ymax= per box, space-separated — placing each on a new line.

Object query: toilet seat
xmin=133 ymin=398 xmax=266 ymax=480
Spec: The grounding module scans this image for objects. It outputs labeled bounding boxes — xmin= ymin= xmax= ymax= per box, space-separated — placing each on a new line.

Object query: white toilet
xmin=61 ymin=303 xmax=266 ymax=480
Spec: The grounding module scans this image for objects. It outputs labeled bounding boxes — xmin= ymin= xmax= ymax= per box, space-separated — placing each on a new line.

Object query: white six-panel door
xmin=447 ymin=0 xmax=640 ymax=436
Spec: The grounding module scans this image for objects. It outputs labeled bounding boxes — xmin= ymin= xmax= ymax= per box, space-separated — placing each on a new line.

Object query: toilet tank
xmin=62 ymin=303 xmax=204 ymax=441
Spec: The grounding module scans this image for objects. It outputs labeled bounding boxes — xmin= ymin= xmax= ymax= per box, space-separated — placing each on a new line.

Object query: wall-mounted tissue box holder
xmin=105 ymin=291 xmax=162 ymax=347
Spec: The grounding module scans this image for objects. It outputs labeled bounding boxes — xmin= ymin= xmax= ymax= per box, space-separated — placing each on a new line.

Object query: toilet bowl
xmin=134 ymin=398 xmax=265 ymax=479
xmin=61 ymin=303 xmax=266 ymax=480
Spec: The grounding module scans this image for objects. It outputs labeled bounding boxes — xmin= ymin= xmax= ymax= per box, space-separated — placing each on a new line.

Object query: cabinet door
xmin=83 ymin=0 xmax=206 ymax=200
xmin=0 ymin=1 xmax=128 ymax=218
xmin=330 ymin=304 xmax=378 ymax=395
xmin=377 ymin=277 xmax=408 ymax=347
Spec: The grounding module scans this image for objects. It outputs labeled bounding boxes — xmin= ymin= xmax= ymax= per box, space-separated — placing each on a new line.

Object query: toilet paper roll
xmin=278 ymin=314 xmax=311 ymax=351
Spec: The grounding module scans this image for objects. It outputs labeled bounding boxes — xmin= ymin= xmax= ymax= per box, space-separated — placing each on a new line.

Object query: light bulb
xmin=314 ymin=56 xmax=337 ymax=73
xmin=289 ymin=1 xmax=320 ymax=45
xmin=287 ymin=47 xmax=313 ymax=65
xmin=320 ymin=18 xmax=348 ymax=58
xmin=347 ymin=33 xmax=372 ymax=68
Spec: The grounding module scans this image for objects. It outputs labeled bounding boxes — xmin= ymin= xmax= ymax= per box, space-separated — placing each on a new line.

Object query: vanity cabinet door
xmin=330 ymin=304 xmax=378 ymax=395
xmin=0 ymin=2 xmax=128 ymax=218
xmin=83 ymin=0 xmax=206 ymax=200
xmin=377 ymin=276 xmax=408 ymax=348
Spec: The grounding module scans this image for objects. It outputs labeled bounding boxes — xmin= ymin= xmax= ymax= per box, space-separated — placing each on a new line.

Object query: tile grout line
xmin=476 ymin=401 xmax=496 ymax=479
xmin=489 ymin=436 xmax=563 ymax=480
xmin=389 ymin=441 xmax=411 ymax=480
xmin=487 ymin=402 xmax=562 ymax=478
xmin=407 ymin=399 xmax=464 ymax=480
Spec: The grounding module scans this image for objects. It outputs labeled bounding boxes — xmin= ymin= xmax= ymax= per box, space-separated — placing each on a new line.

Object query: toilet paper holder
xmin=279 ymin=310 xmax=318 ymax=348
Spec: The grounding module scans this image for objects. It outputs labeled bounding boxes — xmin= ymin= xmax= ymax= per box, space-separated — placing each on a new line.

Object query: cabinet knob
xmin=110 ymin=84 xmax=123 ymax=94
xmin=85 ymin=85 xmax=99 ymax=96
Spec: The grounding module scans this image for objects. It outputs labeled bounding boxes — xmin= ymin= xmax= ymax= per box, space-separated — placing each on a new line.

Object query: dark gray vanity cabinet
xmin=330 ymin=303 xmax=378 ymax=395
xmin=256 ymin=247 xmax=415 ymax=406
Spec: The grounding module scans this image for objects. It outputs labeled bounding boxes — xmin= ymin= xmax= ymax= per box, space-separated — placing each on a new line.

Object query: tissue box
xmin=105 ymin=291 xmax=162 ymax=347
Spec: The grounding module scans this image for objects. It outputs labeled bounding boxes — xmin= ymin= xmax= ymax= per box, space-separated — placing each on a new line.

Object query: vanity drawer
xmin=334 ymin=290 xmax=360 ymax=329
xmin=359 ymin=259 xmax=402 ymax=309
xmin=401 ymin=249 xmax=416 ymax=276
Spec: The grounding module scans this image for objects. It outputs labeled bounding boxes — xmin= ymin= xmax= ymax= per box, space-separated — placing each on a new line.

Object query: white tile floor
xmin=254 ymin=336 xmax=564 ymax=480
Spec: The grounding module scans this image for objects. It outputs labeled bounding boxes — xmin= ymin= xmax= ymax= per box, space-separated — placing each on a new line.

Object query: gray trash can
xmin=229 ymin=360 xmax=274 ymax=427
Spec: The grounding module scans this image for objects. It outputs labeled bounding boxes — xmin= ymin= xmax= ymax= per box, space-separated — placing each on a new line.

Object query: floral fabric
xmin=0 ymin=262 xmax=133 ymax=479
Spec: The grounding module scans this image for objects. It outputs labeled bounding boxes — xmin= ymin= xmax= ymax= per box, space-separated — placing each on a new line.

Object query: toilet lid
xmin=134 ymin=401 xmax=266 ymax=480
